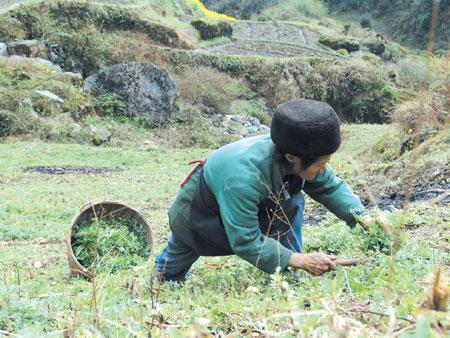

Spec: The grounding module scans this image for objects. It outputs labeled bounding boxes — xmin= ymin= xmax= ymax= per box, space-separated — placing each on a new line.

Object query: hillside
xmin=203 ymin=0 xmax=450 ymax=51
xmin=0 ymin=0 xmax=449 ymax=337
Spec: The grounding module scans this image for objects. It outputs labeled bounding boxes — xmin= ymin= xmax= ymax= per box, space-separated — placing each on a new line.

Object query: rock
xmin=319 ymin=36 xmax=360 ymax=53
xmin=6 ymin=40 xmax=47 ymax=58
xmin=248 ymin=126 xmax=258 ymax=134
xmin=83 ymin=62 xmax=176 ymax=125
xmin=142 ymin=140 xmax=157 ymax=148
xmin=90 ymin=126 xmax=111 ymax=146
xmin=64 ymin=72 xmax=82 ymax=79
xmin=31 ymin=90 xmax=64 ymax=115
xmin=0 ymin=43 xmax=8 ymax=57
xmin=251 ymin=117 xmax=261 ymax=127
xmin=259 ymin=125 xmax=270 ymax=132
xmin=364 ymin=41 xmax=385 ymax=56
xmin=337 ymin=48 xmax=349 ymax=56
xmin=4 ymin=56 xmax=61 ymax=72
xmin=71 ymin=103 xmax=94 ymax=121
xmin=223 ymin=119 xmax=248 ymax=136
xmin=231 ymin=115 xmax=243 ymax=123
xmin=33 ymin=90 xmax=64 ymax=104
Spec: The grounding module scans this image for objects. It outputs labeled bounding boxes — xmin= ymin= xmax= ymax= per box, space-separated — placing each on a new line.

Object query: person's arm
xmin=216 ymin=185 xmax=293 ymax=274
xmin=303 ymin=164 xmax=366 ymax=227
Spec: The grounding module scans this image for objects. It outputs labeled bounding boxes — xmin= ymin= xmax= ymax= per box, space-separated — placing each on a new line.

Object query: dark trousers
xmin=155 ymin=193 xmax=305 ymax=281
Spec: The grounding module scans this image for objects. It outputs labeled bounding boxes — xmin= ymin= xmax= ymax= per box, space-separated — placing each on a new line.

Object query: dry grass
xmin=174 ymin=65 xmax=252 ymax=114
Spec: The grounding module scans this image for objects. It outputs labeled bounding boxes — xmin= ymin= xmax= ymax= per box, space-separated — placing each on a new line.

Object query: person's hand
xmin=359 ymin=213 xmax=392 ymax=233
xmin=288 ymin=252 xmax=337 ymax=276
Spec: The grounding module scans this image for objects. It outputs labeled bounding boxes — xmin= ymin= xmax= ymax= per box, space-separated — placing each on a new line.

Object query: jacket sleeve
xmin=215 ymin=185 xmax=293 ymax=273
xmin=303 ymin=164 xmax=366 ymax=227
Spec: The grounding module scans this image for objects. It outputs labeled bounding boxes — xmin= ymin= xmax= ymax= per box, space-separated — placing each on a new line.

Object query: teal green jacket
xmin=169 ymin=135 xmax=365 ymax=273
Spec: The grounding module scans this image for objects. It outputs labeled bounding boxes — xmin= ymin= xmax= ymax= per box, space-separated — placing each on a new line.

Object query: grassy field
xmin=0 ymin=125 xmax=449 ymax=336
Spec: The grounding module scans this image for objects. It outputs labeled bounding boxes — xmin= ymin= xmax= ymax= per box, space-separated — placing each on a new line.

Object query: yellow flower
xmin=188 ymin=0 xmax=238 ymax=21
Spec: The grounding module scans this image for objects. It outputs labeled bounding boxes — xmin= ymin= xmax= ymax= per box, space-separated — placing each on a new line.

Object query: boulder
xmin=319 ymin=36 xmax=360 ymax=53
xmin=364 ymin=41 xmax=385 ymax=56
xmin=84 ymin=62 xmax=177 ymax=125
xmin=32 ymin=90 xmax=64 ymax=116
xmin=0 ymin=43 xmax=8 ymax=57
xmin=222 ymin=119 xmax=248 ymax=136
xmin=34 ymin=90 xmax=64 ymax=104
xmin=7 ymin=40 xmax=47 ymax=58
xmin=90 ymin=126 xmax=111 ymax=146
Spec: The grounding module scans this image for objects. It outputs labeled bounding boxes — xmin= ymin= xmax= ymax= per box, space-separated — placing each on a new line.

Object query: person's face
xmin=285 ymin=154 xmax=332 ymax=181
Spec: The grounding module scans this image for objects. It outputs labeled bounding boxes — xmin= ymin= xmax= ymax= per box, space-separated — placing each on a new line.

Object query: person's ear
xmin=285 ymin=153 xmax=298 ymax=164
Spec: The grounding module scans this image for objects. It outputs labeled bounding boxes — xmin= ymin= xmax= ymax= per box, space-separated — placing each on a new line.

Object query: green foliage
xmin=175 ymin=66 xmax=252 ymax=114
xmin=0 ymin=0 xmax=190 ymax=76
xmin=0 ymin=125 xmax=448 ymax=335
xmin=191 ymin=19 xmax=232 ymax=40
xmin=212 ymin=55 xmax=244 ymax=74
xmin=255 ymin=0 xmax=328 ymax=21
xmin=229 ymin=99 xmax=271 ymax=125
xmin=94 ymin=93 xmax=129 ymax=119
xmin=324 ymin=0 xmax=450 ymax=50
xmin=0 ymin=15 xmax=26 ymax=41
xmin=46 ymin=27 xmax=110 ymax=77
xmin=71 ymin=215 xmax=149 ymax=274
xmin=360 ymin=14 xmax=372 ymax=29
xmin=165 ymin=101 xmax=237 ymax=148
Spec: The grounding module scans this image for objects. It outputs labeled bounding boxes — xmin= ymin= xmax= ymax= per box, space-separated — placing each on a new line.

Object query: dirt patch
xmin=304 ymin=181 xmax=449 ymax=227
xmin=361 ymin=181 xmax=449 ymax=210
xmin=23 ymin=166 xmax=125 ymax=175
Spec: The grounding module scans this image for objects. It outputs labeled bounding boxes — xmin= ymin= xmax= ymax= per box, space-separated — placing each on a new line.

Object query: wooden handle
xmin=336 ymin=258 xmax=361 ymax=266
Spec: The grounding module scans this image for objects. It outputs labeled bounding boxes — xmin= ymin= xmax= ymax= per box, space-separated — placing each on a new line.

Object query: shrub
xmin=0 ymin=16 xmax=26 ymax=41
xmin=360 ymin=14 xmax=372 ymax=29
xmin=255 ymin=0 xmax=328 ymax=21
xmin=94 ymin=93 xmax=129 ymax=119
xmin=191 ymin=19 xmax=233 ymax=40
xmin=0 ymin=110 xmax=26 ymax=138
xmin=393 ymin=57 xmax=450 ymax=133
xmin=46 ymin=26 xmax=110 ymax=77
xmin=175 ymin=66 xmax=252 ymax=114
xmin=213 ymin=55 xmax=244 ymax=74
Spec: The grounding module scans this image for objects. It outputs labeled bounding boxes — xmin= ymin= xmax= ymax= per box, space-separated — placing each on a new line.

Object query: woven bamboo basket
xmin=66 ymin=201 xmax=154 ymax=279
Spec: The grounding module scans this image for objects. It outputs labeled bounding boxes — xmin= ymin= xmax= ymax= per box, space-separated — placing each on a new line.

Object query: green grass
xmin=0 ymin=125 xmax=449 ymax=336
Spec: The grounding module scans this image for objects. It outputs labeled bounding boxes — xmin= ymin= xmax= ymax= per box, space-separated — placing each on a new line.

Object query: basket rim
xmin=66 ymin=200 xmax=154 ymax=278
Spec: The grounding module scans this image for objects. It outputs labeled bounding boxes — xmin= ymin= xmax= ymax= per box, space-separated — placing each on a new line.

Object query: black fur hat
xmin=270 ymin=99 xmax=341 ymax=157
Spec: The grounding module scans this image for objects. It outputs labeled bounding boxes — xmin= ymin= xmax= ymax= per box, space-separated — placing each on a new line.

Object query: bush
xmin=0 ymin=16 xmax=26 ymax=41
xmin=393 ymin=57 xmax=449 ymax=133
xmin=255 ymin=0 xmax=328 ymax=21
xmin=0 ymin=110 xmax=28 ymax=138
xmin=94 ymin=93 xmax=129 ymax=119
xmin=191 ymin=19 xmax=233 ymax=40
xmin=359 ymin=14 xmax=372 ymax=29
xmin=175 ymin=66 xmax=252 ymax=114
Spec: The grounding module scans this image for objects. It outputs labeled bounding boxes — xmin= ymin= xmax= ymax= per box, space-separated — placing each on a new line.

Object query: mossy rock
xmin=319 ymin=35 xmax=360 ymax=52
xmin=364 ymin=40 xmax=385 ymax=56
xmin=337 ymin=48 xmax=349 ymax=56
xmin=361 ymin=52 xmax=381 ymax=65
xmin=191 ymin=20 xmax=233 ymax=40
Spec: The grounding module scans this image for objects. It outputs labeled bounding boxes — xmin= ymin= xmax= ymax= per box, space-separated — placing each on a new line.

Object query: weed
xmin=94 ymin=93 xmax=129 ymax=119
xmin=71 ymin=216 xmax=149 ymax=274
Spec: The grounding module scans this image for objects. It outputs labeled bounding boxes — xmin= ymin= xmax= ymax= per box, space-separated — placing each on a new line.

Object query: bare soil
xmin=23 ymin=166 xmax=125 ymax=175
